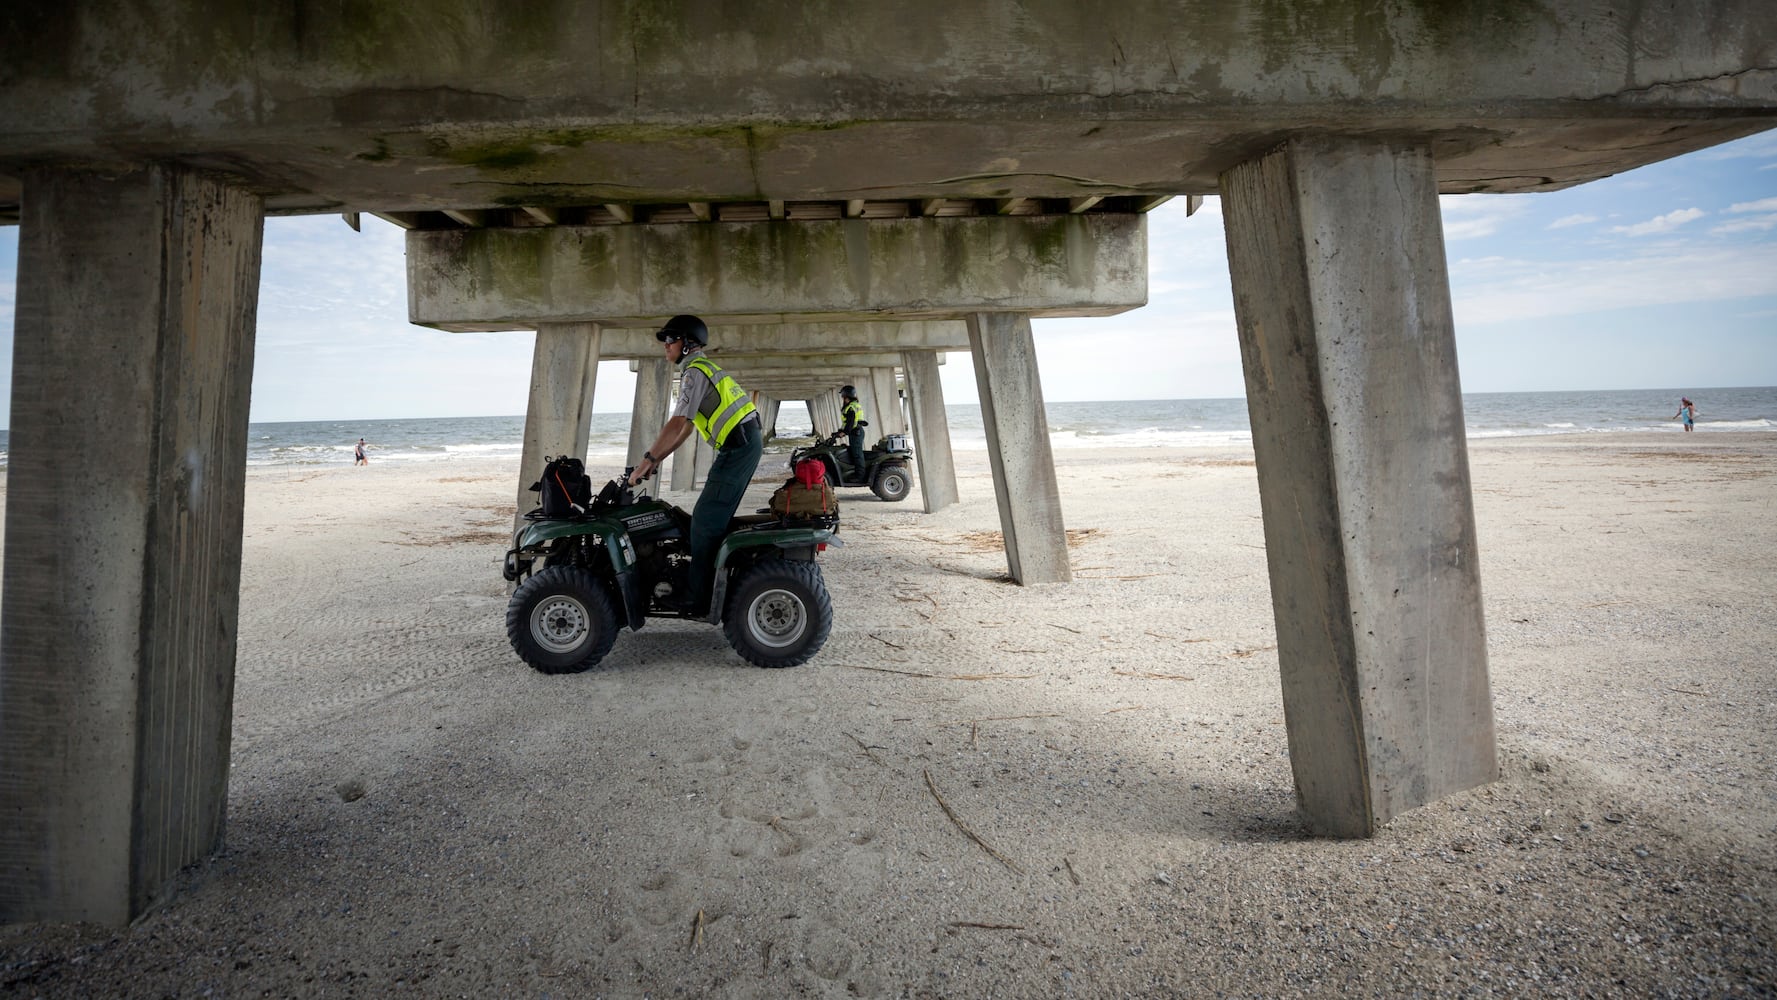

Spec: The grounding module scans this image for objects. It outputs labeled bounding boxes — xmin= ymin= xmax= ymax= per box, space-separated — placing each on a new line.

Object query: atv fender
xmin=613 ymin=564 xmax=646 ymax=630
xmin=511 ymin=516 xmax=648 ymax=630
xmin=706 ymin=525 xmax=842 ymax=625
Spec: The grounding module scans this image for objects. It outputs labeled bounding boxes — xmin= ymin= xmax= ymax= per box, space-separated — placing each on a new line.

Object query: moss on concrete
xmin=354 ymin=137 xmax=392 ymax=162
xmin=1024 ymin=217 xmax=1076 ymax=271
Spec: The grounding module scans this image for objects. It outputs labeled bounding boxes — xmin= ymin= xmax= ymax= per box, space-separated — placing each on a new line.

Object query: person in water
xmin=1673 ymin=397 xmax=1696 ymax=432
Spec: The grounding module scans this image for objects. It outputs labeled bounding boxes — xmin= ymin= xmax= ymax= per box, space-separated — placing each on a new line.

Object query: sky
xmin=0 ymin=130 xmax=1774 ymax=425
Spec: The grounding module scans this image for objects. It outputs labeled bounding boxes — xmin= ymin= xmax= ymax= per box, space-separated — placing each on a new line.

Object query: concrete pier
xmin=1220 ymin=137 xmax=1498 ymax=837
xmin=868 ymin=367 xmax=907 ymax=438
xmin=756 ymin=396 xmax=781 ymax=441
xmin=516 ymin=322 xmax=600 ymax=524
xmin=4 ymin=2 xmax=1770 ymax=925
xmin=0 ymin=165 xmax=263 ymax=924
xmin=967 ymin=313 xmax=1070 ymax=585
xmin=627 ymin=357 xmax=671 ymax=469
xmin=902 ymin=351 xmax=960 ymax=514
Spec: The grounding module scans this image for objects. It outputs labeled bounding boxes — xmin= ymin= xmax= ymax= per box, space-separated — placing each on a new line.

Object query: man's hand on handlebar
xmin=628 ymin=457 xmax=659 ymax=486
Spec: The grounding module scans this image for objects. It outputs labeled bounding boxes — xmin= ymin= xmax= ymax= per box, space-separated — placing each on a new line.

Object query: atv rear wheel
xmin=507 ymin=566 xmax=620 ymax=673
xmin=871 ymin=463 xmax=912 ymax=502
xmin=722 ymin=559 xmax=833 ymax=668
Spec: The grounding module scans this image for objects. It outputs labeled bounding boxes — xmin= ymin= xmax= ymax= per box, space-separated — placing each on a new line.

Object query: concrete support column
xmin=902 ymin=350 xmax=959 ymax=513
xmin=627 ymin=356 xmax=671 ymax=468
xmin=854 ymin=376 xmax=882 ymax=442
xmin=757 ymin=395 xmax=781 ymax=441
xmin=670 ymin=411 xmax=709 ymax=492
xmin=1220 ymin=135 xmax=1496 ymax=837
xmin=802 ymin=400 xmax=820 ymax=437
xmin=965 ymin=313 xmax=1070 ymax=584
xmin=515 ymin=322 xmax=601 ymax=528
xmin=1 ymin=164 xmax=263 ymax=925
xmin=670 ymin=442 xmax=694 ymax=490
xmin=868 ymin=366 xmax=907 ymax=437
xmin=668 ymin=431 xmax=712 ymax=490
xmin=810 ymin=392 xmax=836 ymax=437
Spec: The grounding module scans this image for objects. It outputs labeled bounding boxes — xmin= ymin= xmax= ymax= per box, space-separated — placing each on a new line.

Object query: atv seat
xmin=728 ymin=513 xmax=780 ymax=531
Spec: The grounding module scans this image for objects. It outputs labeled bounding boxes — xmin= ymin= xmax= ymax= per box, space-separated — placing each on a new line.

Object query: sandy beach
xmin=2 ymin=432 xmax=1774 ymax=998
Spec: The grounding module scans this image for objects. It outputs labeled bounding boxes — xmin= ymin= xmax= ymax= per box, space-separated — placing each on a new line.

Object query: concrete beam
xmin=4 ymin=4 xmax=1774 ymax=214
xmin=903 ymin=350 xmax=960 ymax=514
xmin=408 ymin=214 xmax=1146 ymax=331
xmin=968 ymin=313 xmax=1071 ymax=585
xmin=1 ymin=165 xmax=263 ymax=925
xmin=737 ymin=383 xmax=871 ymax=404
xmin=1221 ymin=135 xmax=1497 ymax=838
xmin=515 ymin=323 xmax=601 ymax=529
xmin=586 ymin=322 xmax=969 ymax=360
xmin=712 ymin=353 xmax=918 ymax=372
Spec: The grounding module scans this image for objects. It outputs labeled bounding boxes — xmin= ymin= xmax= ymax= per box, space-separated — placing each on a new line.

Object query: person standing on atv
xmin=840 ymin=384 xmax=868 ymax=482
xmin=628 ymin=315 xmax=764 ymax=611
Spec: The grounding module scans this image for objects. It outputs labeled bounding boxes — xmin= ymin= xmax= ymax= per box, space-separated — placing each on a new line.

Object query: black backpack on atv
xmin=529 ymin=456 xmax=593 ymax=516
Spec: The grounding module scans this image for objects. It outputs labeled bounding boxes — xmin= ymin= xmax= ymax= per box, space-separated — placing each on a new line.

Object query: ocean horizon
xmin=0 ymin=387 xmax=1770 ymax=469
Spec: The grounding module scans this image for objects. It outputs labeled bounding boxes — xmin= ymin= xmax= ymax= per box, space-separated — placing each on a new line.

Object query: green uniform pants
xmin=689 ymin=418 xmax=763 ymax=611
xmin=846 ymin=427 xmax=866 ymax=481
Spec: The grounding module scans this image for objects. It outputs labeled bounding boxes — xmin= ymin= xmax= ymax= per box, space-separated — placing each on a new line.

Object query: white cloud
xmin=1451 ymin=244 xmax=1777 ymax=326
xmin=1608 ymin=208 xmax=1704 ymax=236
xmin=1443 ymin=217 xmax=1505 ymax=240
xmin=1728 ymin=197 xmax=1777 ymax=213
xmin=1711 ymin=215 xmax=1777 ymax=235
xmin=1700 ymin=134 xmax=1777 ymax=162
xmin=1438 ymin=194 xmax=1533 ymax=240
xmin=1547 ymin=213 xmax=1598 ymax=230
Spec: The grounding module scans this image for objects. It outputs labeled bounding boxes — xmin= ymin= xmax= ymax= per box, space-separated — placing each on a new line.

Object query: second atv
xmin=790 ymin=431 xmax=914 ymax=502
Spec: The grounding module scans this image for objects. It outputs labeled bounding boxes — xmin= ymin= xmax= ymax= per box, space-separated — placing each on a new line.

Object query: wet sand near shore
xmin=2 ymin=433 xmax=1774 ymax=997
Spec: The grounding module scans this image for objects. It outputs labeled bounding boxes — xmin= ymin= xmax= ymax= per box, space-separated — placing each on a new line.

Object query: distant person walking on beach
xmin=1673 ymin=398 xmax=1696 ymax=432
xmin=354 ymin=438 xmax=369 ymax=464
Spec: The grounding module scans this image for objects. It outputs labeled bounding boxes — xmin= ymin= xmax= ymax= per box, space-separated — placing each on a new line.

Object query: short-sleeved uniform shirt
xmin=672 ymin=351 xmax=714 ymax=422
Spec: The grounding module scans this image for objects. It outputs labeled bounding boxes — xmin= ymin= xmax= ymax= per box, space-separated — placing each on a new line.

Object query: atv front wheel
xmin=506 ymin=566 xmax=620 ymax=673
xmin=871 ymin=463 xmax=912 ymax=502
xmin=723 ymin=559 xmax=834 ymax=668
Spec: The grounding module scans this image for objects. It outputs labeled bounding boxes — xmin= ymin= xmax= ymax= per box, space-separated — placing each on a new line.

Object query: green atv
xmin=790 ymin=431 xmax=914 ymax=502
xmin=502 ymin=470 xmax=841 ymax=673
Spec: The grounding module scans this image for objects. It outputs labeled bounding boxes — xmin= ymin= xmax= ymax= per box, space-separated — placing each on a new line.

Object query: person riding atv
xmin=627 ymin=314 xmax=763 ymax=615
xmin=840 ymin=384 xmax=867 ymax=476
xmin=790 ymin=428 xmax=915 ymax=502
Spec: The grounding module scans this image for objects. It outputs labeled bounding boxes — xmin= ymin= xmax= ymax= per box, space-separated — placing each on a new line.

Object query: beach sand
xmin=2 ymin=433 xmax=1774 ymax=997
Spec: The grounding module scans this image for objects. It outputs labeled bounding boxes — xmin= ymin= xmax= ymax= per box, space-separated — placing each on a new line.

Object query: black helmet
xmin=840 ymin=384 xmax=856 ymax=398
xmin=655 ymin=314 xmax=709 ymax=347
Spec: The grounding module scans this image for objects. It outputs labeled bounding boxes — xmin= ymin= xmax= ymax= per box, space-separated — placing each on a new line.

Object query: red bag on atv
xmin=793 ymin=458 xmax=825 ymax=488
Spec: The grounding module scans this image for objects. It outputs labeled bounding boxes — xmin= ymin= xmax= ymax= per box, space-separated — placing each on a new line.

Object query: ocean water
xmin=0 ymin=387 xmax=1769 ymax=469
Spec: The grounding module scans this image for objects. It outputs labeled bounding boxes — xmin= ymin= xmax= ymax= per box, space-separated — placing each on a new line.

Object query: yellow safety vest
xmin=685 ymin=356 xmax=758 ymax=447
xmin=842 ymin=398 xmax=863 ymax=430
